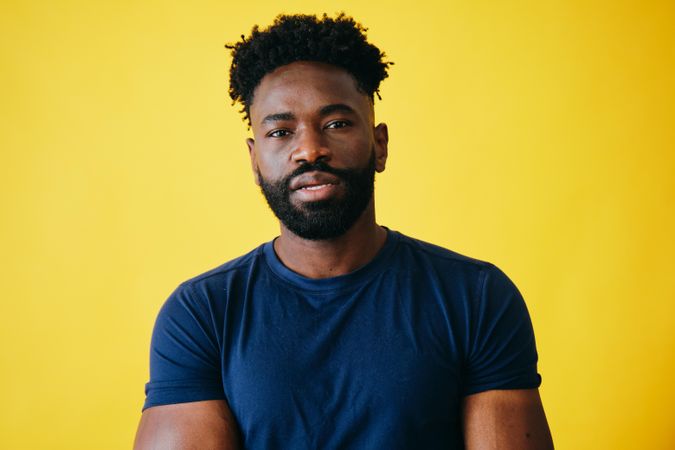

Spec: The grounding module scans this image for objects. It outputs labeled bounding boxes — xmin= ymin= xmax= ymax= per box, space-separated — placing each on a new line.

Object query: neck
xmin=273 ymin=203 xmax=387 ymax=279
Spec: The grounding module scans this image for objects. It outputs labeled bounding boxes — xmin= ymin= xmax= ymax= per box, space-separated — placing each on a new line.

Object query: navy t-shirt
xmin=143 ymin=229 xmax=541 ymax=449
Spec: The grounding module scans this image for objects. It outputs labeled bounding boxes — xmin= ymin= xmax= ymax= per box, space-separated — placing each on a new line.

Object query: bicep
xmin=144 ymin=284 xmax=226 ymax=409
xmin=462 ymin=388 xmax=553 ymax=450
xmin=134 ymin=400 xmax=241 ymax=450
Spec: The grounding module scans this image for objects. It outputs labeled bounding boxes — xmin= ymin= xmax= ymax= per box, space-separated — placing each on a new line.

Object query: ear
xmin=373 ymin=123 xmax=389 ymax=173
xmin=246 ymin=137 xmax=260 ymax=186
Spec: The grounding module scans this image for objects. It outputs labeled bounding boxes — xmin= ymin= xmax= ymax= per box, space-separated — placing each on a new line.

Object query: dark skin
xmin=246 ymin=60 xmax=389 ymax=279
xmin=134 ymin=60 xmax=554 ymax=449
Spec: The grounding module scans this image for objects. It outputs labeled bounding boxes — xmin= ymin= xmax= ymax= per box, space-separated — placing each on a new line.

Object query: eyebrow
xmin=260 ymin=103 xmax=357 ymax=126
xmin=319 ymin=103 xmax=356 ymax=116
xmin=261 ymin=112 xmax=295 ymax=125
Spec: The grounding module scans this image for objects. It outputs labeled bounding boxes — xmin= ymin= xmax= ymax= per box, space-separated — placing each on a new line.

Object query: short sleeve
xmin=462 ymin=264 xmax=542 ymax=396
xmin=142 ymin=282 xmax=225 ymax=411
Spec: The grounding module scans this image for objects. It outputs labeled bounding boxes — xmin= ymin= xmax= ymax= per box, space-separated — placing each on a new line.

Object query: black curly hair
xmin=226 ymin=13 xmax=393 ymax=124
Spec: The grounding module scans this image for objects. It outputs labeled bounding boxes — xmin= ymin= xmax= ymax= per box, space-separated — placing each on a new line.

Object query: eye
xmin=325 ymin=120 xmax=351 ymax=129
xmin=267 ymin=129 xmax=292 ymax=138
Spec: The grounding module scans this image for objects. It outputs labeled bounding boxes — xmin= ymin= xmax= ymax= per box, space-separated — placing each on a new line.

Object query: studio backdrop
xmin=1 ymin=1 xmax=674 ymax=448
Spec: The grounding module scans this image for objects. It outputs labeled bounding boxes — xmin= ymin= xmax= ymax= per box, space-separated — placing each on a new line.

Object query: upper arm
xmin=461 ymin=266 xmax=551 ymax=448
xmin=462 ymin=264 xmax=541 ymax=396
xmin=462 ymin=388 xmax=553 ymax=450
xmin=138 ymin=284 xmax=237 ymax=448
xmin=144 ymin=283 xmax=226 ymax=409
xmin=133 ymin=400 xmax=241 ymax=450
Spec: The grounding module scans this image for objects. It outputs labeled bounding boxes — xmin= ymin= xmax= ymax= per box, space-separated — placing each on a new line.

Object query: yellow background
xmin=2 ymin=0 xmax=674 ymax=448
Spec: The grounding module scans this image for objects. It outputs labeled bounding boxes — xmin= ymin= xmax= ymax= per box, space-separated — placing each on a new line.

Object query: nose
xmin=291 ymin=127 xmax=331 ymax=165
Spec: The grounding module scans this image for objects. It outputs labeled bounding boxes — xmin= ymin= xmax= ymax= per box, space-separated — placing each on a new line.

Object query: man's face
xmin=246 ymin=61 xmax=388 ymax=240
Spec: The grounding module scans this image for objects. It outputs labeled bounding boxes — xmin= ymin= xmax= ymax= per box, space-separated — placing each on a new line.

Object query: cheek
xmin=338 ymin=135 xmax=373 ymax=165
xmin=255 ymin=150 xmax=289 ymax=180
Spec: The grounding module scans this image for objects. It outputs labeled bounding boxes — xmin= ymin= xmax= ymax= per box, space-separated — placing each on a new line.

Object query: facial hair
xmin=257 ymin=149 xmax=376 ymax=241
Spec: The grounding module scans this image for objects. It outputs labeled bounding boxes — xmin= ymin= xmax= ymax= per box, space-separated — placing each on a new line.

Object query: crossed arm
xmin=462 ymin=388 xmax=554 ymax=449
xmin=133 ymin=388 xmax=553 ymax=449
xmin=133 ymin=400 xmax=241 ymax=450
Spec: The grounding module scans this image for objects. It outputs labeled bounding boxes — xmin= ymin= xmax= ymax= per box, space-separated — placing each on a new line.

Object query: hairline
xmin=245 ymin=61 xmax=376 ymax=125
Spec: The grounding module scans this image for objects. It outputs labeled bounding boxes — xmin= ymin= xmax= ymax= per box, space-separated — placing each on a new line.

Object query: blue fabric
xmin=143 ymin=229 xmax=541 ymax=449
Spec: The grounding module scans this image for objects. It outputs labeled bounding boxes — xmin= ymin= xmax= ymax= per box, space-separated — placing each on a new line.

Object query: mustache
xmin=282 ymin=161 xmax=350 ymax=187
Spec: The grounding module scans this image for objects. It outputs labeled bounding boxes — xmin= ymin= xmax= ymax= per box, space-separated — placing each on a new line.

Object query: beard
xmin=258 ymin=149 xmax=376 ymax=241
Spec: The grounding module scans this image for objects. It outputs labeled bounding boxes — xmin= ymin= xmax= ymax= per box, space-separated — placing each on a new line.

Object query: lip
xmin=289 ymin=171 xmax=341 ymax=191
xmin=289 ymin=171 xmax=343 ymax=202
xmin=292 ymin=182 xmax=342 ymax=202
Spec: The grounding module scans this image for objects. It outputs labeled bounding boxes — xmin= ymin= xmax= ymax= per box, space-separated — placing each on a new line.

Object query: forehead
xmin=249 ymin=61 xmax=373 ymax=125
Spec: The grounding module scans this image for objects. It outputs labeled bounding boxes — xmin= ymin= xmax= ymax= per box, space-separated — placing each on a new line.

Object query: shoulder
xmin=159 ymin=241 xmax=270 ymax=314
xmin=393 ymin=231 xmax=496 ymax=273
xmin=395 ymin=232 xmax=488 ymax=266
xmin=150 ymin=242 xmax=271 ymax=349
xmin=390 ymin=230 xmax=520 ymax=295
xmin=179 ymin=242 xmax=268 ymax=291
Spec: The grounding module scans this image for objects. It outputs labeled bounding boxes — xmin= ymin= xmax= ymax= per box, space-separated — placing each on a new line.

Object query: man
xmin=134 ymin=13 xmax=554 ymax=450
